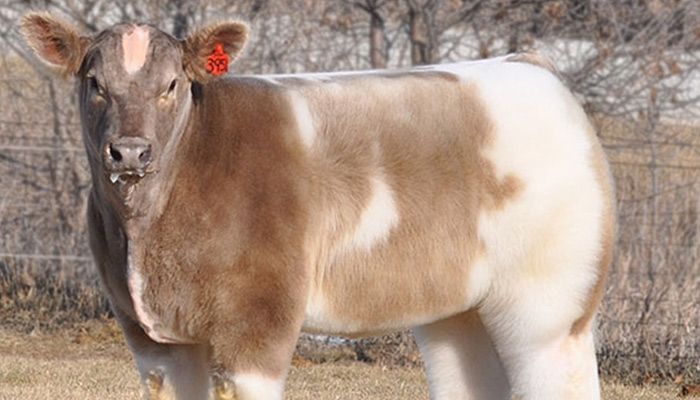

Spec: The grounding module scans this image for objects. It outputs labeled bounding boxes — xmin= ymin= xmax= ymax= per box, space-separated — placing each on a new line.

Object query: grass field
xmin=0 ymin=324 xmax=694 ymax=400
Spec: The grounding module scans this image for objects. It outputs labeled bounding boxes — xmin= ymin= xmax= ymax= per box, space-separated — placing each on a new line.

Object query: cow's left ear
xmin=182 ymin=21 xmax=249 ymax=83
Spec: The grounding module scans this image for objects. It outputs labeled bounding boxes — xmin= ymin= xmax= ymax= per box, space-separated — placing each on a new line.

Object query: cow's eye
xmin=167 ymin=79 xmax=177 ymax=95
xmin=89 ymin=76 xmax=106 ymax=98
xmin=160 ymin=79 xmax=177 ymax=100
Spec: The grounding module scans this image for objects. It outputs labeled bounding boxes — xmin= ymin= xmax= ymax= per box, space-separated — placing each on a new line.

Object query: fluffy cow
xmin=21 ymin=12 xmax=614 ymax=400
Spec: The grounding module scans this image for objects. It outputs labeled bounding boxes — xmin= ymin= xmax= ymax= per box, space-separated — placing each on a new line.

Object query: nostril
xmin=109 ymin=145 xmax=123 ymax=162
xmin=139 ymin=146 xmax=152 ymax=164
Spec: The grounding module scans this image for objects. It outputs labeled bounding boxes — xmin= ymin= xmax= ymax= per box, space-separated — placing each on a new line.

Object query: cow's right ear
xmin=20 ymin=12 xmax=90 ymax=76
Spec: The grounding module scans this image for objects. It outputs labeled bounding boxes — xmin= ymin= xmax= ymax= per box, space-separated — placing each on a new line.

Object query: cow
xmin=21 ymin=12 xmax=615 ymax=400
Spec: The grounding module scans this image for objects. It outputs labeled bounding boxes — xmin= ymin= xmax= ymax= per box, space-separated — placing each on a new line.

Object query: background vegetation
xmin=0 ymin=0 xmax=699 ymax=385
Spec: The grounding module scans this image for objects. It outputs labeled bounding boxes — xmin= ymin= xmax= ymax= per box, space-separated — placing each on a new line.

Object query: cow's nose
xmin=106 ymin=137 xmax=152 ymax=171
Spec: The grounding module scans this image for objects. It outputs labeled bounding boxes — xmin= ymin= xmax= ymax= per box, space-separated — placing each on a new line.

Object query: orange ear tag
xmin=206 ymin=43 xmax=229 ymax=76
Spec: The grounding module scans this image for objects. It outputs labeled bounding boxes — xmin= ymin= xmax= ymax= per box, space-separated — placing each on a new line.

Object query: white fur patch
xmin=474 ymin=62 xmax=605 ymax=336
xmin=463 ymin=257 xmax=493 ymax=308
xmin=126 ymin=245 xmax=155 ymax=333
xmin=303 ymin=291 xmax=330 ymax=333
xmin=233 ymin=373 xmax=285 ymax=400
xmin=471 ymin=61 xmax=605 ymax=399
xmin=430 ymin=58 xmax=508 ymax=81
xmin=346 ymin=174 xmax=399 ymax=252
xmin=414 ymin=315 xmax=510 ymax=400
xmin=503 ymin=332 xmax=600 ymax=399
xmin=122 ymin=26 xmax=149 ymax=74
xmin=127 ymin=245 xmax=180 ymax=344
xmin=289 ymin=92 xmax=316 ymax=148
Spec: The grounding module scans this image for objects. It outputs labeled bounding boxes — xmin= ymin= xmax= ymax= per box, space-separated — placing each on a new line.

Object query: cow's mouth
xmin=106 ymin=169 xmax=151 ymax=198
xmin=109 ymin=170 xmax=146 ymax=184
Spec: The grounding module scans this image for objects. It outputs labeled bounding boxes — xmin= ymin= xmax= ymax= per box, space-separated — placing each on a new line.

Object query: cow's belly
xmin=302 ymin=285 xmax=474 ymax=337
xmin=301 ymin=234 xmax=494 ymax=336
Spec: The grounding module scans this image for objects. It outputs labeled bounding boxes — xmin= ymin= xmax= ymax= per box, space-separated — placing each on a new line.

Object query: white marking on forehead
xmin=346 ymin=174 xmax=400 ymax=252
xmin=289 ymin=91 xmax=316 ymax=148
xmin=122 ymin=26 xmax=150 ymax=74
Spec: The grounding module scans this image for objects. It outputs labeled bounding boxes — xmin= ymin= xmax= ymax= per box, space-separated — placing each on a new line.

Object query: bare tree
xmin=352 ymin=0 xmax=390 ymax=68
xmin=403 ymin=0 xmax=483 ymax=64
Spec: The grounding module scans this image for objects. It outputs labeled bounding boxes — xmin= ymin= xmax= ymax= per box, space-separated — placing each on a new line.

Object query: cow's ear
xmin=182 ymin=21 xmax=249 ymax=83
xmin=20 ymin=12 xmax=90 ymax=76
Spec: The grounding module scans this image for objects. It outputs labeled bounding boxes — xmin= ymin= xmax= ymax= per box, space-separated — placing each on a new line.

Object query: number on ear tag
xmin=206 ymin=43 xmax=229 ymax=76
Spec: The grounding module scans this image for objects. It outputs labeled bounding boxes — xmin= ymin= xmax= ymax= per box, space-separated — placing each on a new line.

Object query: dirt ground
xmin=0 ymin=325 xmax=694 ymax=400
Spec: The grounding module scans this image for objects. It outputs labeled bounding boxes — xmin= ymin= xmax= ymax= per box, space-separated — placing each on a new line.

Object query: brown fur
xmin=297 ymin=74 xmax=522 ymax=333
xmin=135 ymin=79 xmax=311 ymax=375
xmin=94 ymin=70 xmax=523 ymax=375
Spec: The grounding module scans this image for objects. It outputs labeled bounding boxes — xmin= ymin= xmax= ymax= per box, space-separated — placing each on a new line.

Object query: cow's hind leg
xmin=480 ymin=280 xmax=602 ymax=400
xmin=414 ymin=310 xmax=510 ymax=400
xmin=487 ymin=322 xmax=599 ymax=400
xmin=117 ymin=310 xmax=210 ymax=400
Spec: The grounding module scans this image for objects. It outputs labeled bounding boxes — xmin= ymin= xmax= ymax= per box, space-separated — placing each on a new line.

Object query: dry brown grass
xmin=594 ymin=118 xmax=700 ymax=383
xmin=0 ymin=326 xmax=695 ymax=400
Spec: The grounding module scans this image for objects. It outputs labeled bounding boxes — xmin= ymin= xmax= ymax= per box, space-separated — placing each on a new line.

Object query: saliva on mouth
xmin=109 ymin=171 xmax=147 ymax=199
xmin=110 ymin=170 xmax=146 ymax=184
xmin=106 ymin=170 xmax=152 ymax=214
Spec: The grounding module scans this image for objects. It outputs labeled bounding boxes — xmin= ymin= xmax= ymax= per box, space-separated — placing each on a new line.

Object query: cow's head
xmin=20 ymin=13 xmax=248 ymax=205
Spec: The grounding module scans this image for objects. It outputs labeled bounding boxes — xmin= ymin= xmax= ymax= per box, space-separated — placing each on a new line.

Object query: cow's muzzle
xmin=104 ymin=137 xmax=152 ymax=184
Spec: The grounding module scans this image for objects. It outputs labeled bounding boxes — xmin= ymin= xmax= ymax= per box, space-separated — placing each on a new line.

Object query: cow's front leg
xmin=115 ymin=308 xmax=211 ymax=400
xmin=211 ymin=315 xmax=301 ymax=400
xmin=211 ymin=325 xmax=299 ymax=400
xmin=210 ymin=260 xmax=306 ymax=400
xmin=213 ymin=372 xmax=287 ymax=400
